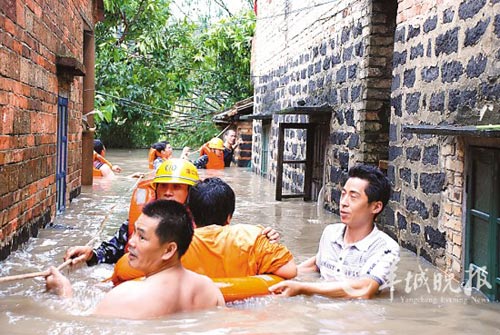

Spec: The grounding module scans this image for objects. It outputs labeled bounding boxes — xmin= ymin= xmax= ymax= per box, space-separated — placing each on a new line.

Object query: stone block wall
xmin=252 ymin=0 xmax=397 ymax=207
xmin=0 ymin=0 xmax=98 ymax=260
xmin=385 ymin=0 xmax=500 ymax=277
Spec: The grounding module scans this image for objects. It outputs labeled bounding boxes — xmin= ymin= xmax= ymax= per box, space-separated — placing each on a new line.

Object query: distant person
xmin=148 ymin=141 xmax=173 ymax=170
xmin=46 ymin=200 xmax=224 ymax=319
xmin=182 ymin=138 xmax=225 ymax=169
xmin=269 ymin=164 xmax=400 ymax=299
xmin=222 ymin=129 xmax=241 ymax=167
xmin=93 ymin=139 xmax=122 ymax=177
xmin=182 ymin=177 xmax=297 ymax=279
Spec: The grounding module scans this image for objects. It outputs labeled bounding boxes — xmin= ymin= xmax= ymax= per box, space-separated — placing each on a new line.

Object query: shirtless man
xmin=46 ymin=200 xmax=224 ymax=319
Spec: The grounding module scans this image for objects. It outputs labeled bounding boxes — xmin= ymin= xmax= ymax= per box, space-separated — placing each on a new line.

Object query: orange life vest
xmin=148 ymin=148 xmax=161 ymax=169
xmin=126 ymin=178 xmax=156 ymax=249
xmin=200 ymin=144 xmax=224 ymax=169
xmin=93 ymin=151 xmax=113 ymax=177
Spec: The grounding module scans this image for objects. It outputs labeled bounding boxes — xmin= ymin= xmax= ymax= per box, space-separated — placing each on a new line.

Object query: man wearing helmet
xmin=182 ymin=137 xmax=225 ymax=169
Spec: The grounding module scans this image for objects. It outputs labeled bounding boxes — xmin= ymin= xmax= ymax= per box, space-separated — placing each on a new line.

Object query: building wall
xmin=0 ymin=0 xmax=99 ymax=260
xmin=252 ymin=0 xmax=396 ymax=206
xmin=234 ymin=121 xmax=253 ymax=167
xmin=386 ymin=0 xmax=500 ymax=277
xmin=251 ymin=0 xmax=500 ymax=280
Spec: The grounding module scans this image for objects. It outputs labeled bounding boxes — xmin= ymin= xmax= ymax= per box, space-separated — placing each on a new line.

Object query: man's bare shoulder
xmin=184 ymin=270 xmax=225 ymax=306
xmin=93 ymin=280 xmax=147 ymax=318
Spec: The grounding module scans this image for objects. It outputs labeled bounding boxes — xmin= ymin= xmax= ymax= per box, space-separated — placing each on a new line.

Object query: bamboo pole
xmin=0 ymin=204 xmax=117 ymax=284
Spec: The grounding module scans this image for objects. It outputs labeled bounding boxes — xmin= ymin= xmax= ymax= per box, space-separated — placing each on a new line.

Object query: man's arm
xmin=297 ymin=256 xmax=319 ymax=274
xmin=45 ymin=267 xmax=73 ymax=298
xmin=92 ymin=281 xmax=142 ymax=318
xmin=269 ymin=277 xmax=380 ymax=299
xmin=88 ymin=221 xmax=129 ymax=265
xmin=273 ymin=259 xmax=297 ymax=279
xmin=253 ymin=234 xmax=297 ymax=279
xmin=64 ymin=221 xmax=129 ymax=266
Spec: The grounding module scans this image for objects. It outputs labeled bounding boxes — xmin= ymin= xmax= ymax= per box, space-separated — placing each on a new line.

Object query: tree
xmin=94 ymin=0 xmax=255 ymax=148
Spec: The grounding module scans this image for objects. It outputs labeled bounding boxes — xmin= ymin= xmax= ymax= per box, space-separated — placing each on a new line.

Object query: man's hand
xmin=269 ymin=280 xmax=303 ymax=297
xmin=112 ymin=165 xmax=122 ymax=173
xmin=180 ymin=147 xmax=191 ymax=160
xmin=261 ymin=227 xmax=280 ymax=243
xmin=45 ymin=266 xmax=73 ymax=298
xmin=64 ymin=246 xmax=93 ymax=265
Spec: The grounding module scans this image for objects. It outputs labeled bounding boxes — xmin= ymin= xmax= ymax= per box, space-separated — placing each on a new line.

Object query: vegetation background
xmin=93 ymin=0 xmax=255 ymax=148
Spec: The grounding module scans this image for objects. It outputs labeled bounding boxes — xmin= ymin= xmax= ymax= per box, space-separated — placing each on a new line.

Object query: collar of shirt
xmin=333 ymin=224 xmax=379 ymax=252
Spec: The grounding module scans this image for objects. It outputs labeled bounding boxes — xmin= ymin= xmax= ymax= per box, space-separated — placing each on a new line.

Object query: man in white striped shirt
xmin=270 ymin=164 xmax=400 ymax=299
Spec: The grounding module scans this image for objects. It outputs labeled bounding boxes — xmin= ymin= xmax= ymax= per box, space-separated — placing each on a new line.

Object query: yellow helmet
xmin=208 ymin=137 xmax=224 ymax=150
xmin=154 ymin=158 xmax=199 ymax=186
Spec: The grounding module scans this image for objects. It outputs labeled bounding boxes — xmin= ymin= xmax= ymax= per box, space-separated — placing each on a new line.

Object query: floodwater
xmin=0 ymin=149 xmax=499 ymax=334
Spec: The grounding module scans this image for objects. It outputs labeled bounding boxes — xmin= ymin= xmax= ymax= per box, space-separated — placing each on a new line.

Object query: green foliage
xmin=94 ymin=0 xmax=255 ymax=149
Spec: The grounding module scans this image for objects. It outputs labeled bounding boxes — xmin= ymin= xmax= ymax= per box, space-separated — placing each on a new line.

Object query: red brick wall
xmin=0 ymin=0 xmax=99 ymax=260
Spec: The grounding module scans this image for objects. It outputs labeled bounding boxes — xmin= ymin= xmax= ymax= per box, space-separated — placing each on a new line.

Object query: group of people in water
xmin=93 ymin=129 xmax=239 ymax=179
xmin=51 ymin=129 xmax=400 ymax=319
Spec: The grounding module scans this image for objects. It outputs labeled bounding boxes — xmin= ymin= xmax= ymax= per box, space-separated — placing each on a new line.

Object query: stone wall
xmin=385 ymin=0 xmax=500 ymax=277
xmin=0 ymin=0 xmax=99 ymax=260
xmin=251 ymin=0 xmax=500 ymax=281
xmin=252 ymin=0 xmax=396 ymax=207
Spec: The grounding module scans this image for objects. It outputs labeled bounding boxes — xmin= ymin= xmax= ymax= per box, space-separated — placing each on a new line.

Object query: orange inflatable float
xmin=213 ymin=275 xmax=283 ymax=302
xmin=93 ymin=151 xmax=113 ymax=177
xmin=111 ymin=252 xmax=283 ymax=302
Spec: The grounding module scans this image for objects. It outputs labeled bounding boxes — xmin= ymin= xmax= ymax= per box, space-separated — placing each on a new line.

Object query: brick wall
xmin=0 ymin=0 xmax=99 ymax=260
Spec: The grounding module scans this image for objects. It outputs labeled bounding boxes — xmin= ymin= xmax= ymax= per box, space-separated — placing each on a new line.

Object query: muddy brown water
xmin=0 ymin=149 xmax=499 ymax=334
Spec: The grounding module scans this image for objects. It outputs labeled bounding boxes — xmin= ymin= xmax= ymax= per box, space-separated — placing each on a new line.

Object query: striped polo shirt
xmin=315 ymin=223 xmax=400 ymax=289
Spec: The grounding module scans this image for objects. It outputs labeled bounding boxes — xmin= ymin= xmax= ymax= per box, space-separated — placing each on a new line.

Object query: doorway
xmin=465 ymin=146 xmax=500 ymax=300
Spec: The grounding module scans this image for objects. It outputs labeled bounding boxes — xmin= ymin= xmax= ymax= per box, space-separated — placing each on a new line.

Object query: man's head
xmin=154 ymin=159 xmax=199 ymax=204
xmin=340 ymin=165 xmax=391 ymax=226
xmin=128 ymin=200 xmax=194 ymax=272
xmin=207 ymin=138 xmax=224 ymax=158
xmin=224 ymin=130 xmax=237 ymax=145
xmin=152 ymin=141 xmax=172 ymax=159
xmin=93 ymin=139 xmax=105 ymax=155
xmin=188 ymin=177 xmax=235 ymax=227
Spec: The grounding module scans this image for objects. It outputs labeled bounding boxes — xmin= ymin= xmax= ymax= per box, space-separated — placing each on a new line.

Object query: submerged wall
xmin=0 ymin=0 xmax=101 ymax=260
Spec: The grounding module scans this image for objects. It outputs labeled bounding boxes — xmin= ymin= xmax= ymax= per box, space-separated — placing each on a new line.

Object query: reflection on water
xmin=1 ymin=149 xmax=499 ymax=334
